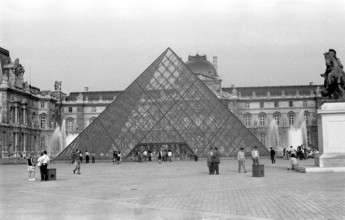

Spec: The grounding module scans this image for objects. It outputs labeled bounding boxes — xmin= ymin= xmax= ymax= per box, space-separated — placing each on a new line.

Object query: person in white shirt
xmin=288 ymin=154 xmax=299 ymax=170
xmin=237 ymin=148 xmax=247 ymax=173
xmin=41 ymin=151 xmax=50 ymax=181
xmin=251 ymin=146 xmax=260 ymax=165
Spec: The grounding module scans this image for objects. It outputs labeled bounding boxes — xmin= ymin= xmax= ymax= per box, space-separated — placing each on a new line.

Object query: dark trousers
xmin=253 ymin=158 xmax=260 ymax=166
xmin=86 ymin=156 xmax=89 ymax=163
xmin=271 ymin=156 xmax=275 ymax=164
xmin=211 ymin=162 xmax=219 ymax=175
xmin=92 ymin=156 xmax=95 ymax=163
xmin=41 ymin=164 xmax=48 ymax=181
xmin=208 ymin=163 xmax=213 ymax=174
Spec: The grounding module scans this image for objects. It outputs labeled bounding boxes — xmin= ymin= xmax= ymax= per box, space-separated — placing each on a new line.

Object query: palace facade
xmin=0 ymin=47 xmax=325 ymax=159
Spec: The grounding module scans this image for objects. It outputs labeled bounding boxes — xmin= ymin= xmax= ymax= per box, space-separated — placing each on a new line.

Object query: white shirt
xmin=42 ymin=154 xmax=50 ymax=164
xmin=251 ymin=150 xmax=259 ymax=159
xmin=37 ymin=155 xmax=44 ymax=165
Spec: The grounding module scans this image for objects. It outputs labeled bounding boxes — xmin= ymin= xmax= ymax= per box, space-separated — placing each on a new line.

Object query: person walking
xmin=207 ymin=147 xmax=213 ymax=174
xmin=237 ymin=148 xmax=247 ymax=173
xmin=270 ymin=147 xmax=276 ymax=164
xmin=73 ymin=154 xmax=81 ymax=174
xmin=27 ymin=154 xmax=36 ymax=181
xmin=211 ymin=147 xmax=221 ymax=175
xmin=251 ymin=146 xmax=260 ymax=165
xmin=41 ymin=151 xmax=50 ymax=181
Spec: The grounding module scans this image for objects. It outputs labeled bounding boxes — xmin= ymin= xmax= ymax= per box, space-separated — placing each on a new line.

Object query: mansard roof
xmin=66 ymin=91 xmax=122 ymax=101
xmin=222 ymin=85 xmax=322 ymax=97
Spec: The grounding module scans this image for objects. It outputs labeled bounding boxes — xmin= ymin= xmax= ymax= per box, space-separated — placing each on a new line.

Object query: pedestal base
xmin=314 ymin=153 xmax=345 ymax=167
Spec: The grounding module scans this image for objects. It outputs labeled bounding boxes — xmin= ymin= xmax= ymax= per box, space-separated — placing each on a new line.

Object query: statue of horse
xmin=321 ymin=52 xmax=345 ymax=100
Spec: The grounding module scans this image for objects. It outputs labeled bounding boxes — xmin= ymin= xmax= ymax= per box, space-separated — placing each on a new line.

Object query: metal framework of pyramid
xmin=56 ymin=48 xmax=268 ymax=160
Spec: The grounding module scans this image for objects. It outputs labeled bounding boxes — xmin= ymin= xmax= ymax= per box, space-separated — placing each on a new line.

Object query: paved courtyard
xmin=0 ymin=158 xmax=345 ymax=220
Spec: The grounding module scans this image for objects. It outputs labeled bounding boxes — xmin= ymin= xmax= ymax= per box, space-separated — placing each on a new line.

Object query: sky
xmin=1 ymin=0 xmax=345 ymax=94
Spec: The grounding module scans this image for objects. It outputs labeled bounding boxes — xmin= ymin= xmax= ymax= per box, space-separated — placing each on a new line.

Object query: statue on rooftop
xmin=320 ymin=49 xmax=345 ymax=100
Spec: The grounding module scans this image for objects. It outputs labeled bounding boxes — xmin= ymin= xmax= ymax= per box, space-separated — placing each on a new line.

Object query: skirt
xmin=27 ymin=166 xmax=35 ymax=172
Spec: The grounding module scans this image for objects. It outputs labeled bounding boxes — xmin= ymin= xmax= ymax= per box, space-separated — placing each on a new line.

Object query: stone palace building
xmin=0 ymin=47 xmax=325 ymax=158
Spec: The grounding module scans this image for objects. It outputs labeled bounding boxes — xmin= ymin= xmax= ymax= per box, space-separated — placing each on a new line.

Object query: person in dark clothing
xmin=211 ymin=147 xmax=221 ymax=175
xmin=270 ymin=147 xmax=276 ymax=164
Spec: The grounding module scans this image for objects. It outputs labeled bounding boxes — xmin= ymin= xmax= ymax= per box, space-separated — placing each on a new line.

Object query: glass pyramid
xmin=55 ymin=48 xmax=269 ymax=160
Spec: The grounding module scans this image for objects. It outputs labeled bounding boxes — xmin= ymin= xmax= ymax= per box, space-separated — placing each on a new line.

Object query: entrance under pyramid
xmin=55 ymin=48 xmax=269 ymax=160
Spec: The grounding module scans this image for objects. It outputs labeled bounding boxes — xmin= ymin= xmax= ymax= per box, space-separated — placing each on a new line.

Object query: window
xmin=260 ymin=133 xmax=266 ymax=146
xmin=40 ymin=102 xmax=45 ymax=108
xmin=244 ymin=113 xmax=251 ymax=127
xmin=40 ymin=136 xmax=45 ymax=151
xmin=68 ymin=107 xmax=73 ymax=113
xmin=259 ymin=113 xmax=266 ymax=126
xmin=91 ymin=106 xmax=96 ymax=112
xmin=40 ymin=116 xmax=46 ymax=129
xmin=67 ymin=119 xmax=73 ymax=131
xmin=260 ymin=102 xmax=264 ymax=108
xmin=90 ymin=117 xmax=96 ymax=124
xmin=289 ymin=101 xmax=293 ymax=107
xmin=274 ymin=101 xmax=279 ymax=108
xmin=288 ymin=112 xmax=295 ymax=125
xmin=273 ymin=113 xmax=280 ymax=126
xmin=304 ymin=111 xmax=310 ymax=125
xmin=245 ymin=102 xmax=250 ymax=108
xmin=303 ymin=101 xmax=308 ymax=107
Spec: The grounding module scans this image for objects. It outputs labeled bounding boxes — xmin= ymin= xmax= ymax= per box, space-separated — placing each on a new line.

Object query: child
xmin=288 ymin=154 xmax=299 ymax=170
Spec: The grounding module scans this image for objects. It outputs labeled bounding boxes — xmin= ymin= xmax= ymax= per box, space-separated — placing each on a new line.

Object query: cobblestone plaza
xmin=1 ymin=158 xmax=344 ymax=220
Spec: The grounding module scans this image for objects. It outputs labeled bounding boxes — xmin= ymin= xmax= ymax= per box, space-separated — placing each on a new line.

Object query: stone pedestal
xmin=315 ymin=101 xmax=345 ymax=168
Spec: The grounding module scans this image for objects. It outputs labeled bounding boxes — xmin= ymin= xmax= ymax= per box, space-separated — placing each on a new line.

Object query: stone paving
xmin=0 ymin=158 xmax=345 ymax=220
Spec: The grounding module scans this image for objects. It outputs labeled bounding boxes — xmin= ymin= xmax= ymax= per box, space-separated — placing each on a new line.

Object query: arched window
xmin=287 ymin=111 xmax=295 ymax=126
xmin=307 ymin=132 xmax=312 ymax=146
xmin=304 ymin=111 xmax=310 ymax=125
xmin=273 ymin=112 xmax=281 ymax=126
xmin=66 ymin=117 xmax=74 ymax=132
xmin=244 ymin=113 xmax=252 ymax=127
xmin=259 ymin=112 xmax=266 ymax=127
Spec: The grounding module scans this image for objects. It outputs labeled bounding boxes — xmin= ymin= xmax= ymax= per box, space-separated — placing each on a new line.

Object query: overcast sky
xmin=1 ymin=0 xmax=345 ymax=93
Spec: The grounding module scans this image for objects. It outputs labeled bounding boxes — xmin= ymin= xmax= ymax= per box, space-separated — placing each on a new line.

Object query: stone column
xmin=23 ymin=133 xmax=26 ymax=158
xmin=23 ymin=107 xmax=26 ymax=125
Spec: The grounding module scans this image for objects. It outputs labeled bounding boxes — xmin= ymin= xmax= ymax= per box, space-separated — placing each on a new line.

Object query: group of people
xmin=133 ymin=149 xmax=173 ymax=163
xmin=283 ymin=145 xmax=308 ymax=160
xmin=206 ymin=147 xmax=221 ymax=174
xmin=112 ymin=150 xmax=122 ymax=164
xmin=72 ymin=150 xmax=95 ymax=164
xmin=26 ymin=150 xmax=50 ymax=181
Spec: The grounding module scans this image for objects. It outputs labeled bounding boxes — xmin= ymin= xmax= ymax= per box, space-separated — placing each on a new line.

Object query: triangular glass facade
xmin=56 ymin=48 xmax=268 ymax=160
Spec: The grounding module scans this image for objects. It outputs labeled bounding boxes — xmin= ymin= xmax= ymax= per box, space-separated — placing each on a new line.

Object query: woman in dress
xmin=27 ymin=154 xmax=36 ymax=181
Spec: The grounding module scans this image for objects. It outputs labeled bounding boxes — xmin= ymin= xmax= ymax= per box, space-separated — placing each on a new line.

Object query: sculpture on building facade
xmin=320 ymin=49 xmax=345 ymax=100
xmin=54 ymin=81 xmax=62 ymax=91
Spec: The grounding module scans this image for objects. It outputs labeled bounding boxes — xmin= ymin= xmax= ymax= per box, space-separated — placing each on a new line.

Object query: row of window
xmin=244 ymin=100 xmax=308 ymax=108
xmin=67 ymin=106 xmax=97 ymax=113
xmin=244 ymin=111 xmax=311 ymax=127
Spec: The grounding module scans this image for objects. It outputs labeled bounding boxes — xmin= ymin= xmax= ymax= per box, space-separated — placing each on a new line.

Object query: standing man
xmin=251 ymin=146 xmax=260 ymax=165
xmin=211 ymin=147 xmax=221 ymax=175
xmin=207 ymin=147 xmax=213 ymax=174
xmin=41 ymin=151 xmax=50 ymax=181
xmin=270 ymin=147 xmax=276 ymax=164
xmin=237 ymin=148 xmax=247 ymax=173
xmin=85 ymin=150 xmax=90 ymax=163
xmin=193 ymin=148 xmax=198 ymax=162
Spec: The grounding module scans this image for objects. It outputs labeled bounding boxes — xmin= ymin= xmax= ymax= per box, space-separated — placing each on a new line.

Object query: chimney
xmin=84 ymin=87 xmax=89 ymax=92
xmin=213 ymin=56 xmax=218 ymax=75
xmin=309 ymin=82 xmax=314 ymax=86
